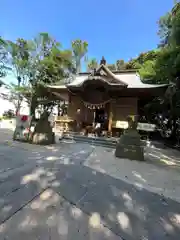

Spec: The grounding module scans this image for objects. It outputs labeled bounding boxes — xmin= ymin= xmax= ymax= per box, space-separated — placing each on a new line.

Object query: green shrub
xmin=2 ymin=110 xmax=15 ymax=119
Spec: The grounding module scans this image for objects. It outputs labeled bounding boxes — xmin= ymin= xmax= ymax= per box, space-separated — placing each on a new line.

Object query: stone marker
xmin=115 ymin=116 xmax=144 ymax=161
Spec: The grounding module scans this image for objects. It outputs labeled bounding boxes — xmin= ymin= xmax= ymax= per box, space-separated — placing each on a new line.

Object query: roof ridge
xmin=90 ymin=64 xmax=128 ymax=86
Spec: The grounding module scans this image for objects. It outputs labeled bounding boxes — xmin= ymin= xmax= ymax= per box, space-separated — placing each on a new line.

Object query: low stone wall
xmin=0 ymin=119 xmax=16 ymax=130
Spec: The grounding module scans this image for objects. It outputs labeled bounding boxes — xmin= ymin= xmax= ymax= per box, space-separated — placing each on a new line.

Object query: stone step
xmin=59 ymin=132 xmax=152 ymax=148
xmin=61 ymin=132 xmax=118 ymax=148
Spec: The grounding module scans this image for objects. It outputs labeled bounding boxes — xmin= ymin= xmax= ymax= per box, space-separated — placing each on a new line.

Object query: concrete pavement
xmin=0 ymin=129 xmax=180 ymax=239
xmin=85 ymin=146 xmax=180 ymax=203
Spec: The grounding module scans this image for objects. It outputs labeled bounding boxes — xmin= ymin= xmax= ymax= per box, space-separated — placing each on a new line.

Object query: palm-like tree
xmin=71 ymin=39 xmax=88 ymax=73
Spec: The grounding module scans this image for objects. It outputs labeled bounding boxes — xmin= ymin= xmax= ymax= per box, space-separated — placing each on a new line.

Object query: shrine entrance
xmin=94 ymin=106 xmax=109 ymax=131
xmin=81 ymin=101 xmax=110 ymax=131
xmin=78 ymin=80 xmax=112 ymax=135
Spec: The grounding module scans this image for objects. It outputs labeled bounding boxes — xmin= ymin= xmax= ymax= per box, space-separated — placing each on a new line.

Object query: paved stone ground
xmin=0 ymin=129 xmax=180 ymax=239
xmin=85 ymin=146 xmax=180 ymax=203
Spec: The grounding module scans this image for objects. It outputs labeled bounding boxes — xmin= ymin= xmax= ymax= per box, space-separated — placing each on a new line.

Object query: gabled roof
xmin=47 ymin=65 xmax=168 ymax=90
xmin=67 ymin=70 xmax=168 ymax=89
xmin=67 ymin=64 xmax=128 ymax=89
xmin=89 ymin=64 xmax=128 ymax=85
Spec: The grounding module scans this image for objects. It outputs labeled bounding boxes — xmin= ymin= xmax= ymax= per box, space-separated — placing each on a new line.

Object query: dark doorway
xmin=95 ymin=108 xmax=108 ymax=130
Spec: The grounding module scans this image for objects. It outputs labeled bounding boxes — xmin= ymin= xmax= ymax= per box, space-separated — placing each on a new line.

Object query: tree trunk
xmin=76 ymin=58 xmax=81 ymax=73
xmin=31 ymin=111 xmax=55 ymax=145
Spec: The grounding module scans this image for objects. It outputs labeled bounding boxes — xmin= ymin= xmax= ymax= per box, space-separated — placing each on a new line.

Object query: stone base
xmin=31 ymin=112 xmax=55 ymax=145
xmin=32 ymin=132 xmax=55 ymax=145
xmin=115 ymin=128 xmax=144 ymax=161
xmin=115 ymin=143 xmax=144 ymax=161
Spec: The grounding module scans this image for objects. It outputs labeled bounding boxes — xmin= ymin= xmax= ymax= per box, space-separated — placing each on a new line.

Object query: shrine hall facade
xmin=47 ymin=59 xmax=168 ymax=133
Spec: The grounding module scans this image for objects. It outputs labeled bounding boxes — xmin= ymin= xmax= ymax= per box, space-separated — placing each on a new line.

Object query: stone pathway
xmin=85 ymin=146 xmax=180 ymax=203
xmin=0 ymin=189 xmax=120 ymax=240
xmin=0 ymin=129 xmax=180 ymax=239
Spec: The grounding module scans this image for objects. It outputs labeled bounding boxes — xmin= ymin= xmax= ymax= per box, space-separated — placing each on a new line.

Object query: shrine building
xmin=47 ymin=57 xmax=168 ymax=135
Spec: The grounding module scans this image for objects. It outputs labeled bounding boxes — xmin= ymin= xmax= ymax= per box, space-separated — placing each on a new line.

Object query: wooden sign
xmin=115 ymin=121 xmax=128 ymax=129
xmin=113 ymin=121 xmax=156 ymax=132
xmin=137 ymin=123 xmax=156 ymax=132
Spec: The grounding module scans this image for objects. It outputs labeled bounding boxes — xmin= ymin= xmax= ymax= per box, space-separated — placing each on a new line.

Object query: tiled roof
xmin=47 ymin=69 xmax=168 ymax=89
xmin=67 ymin=72 xmax=168 ymax=89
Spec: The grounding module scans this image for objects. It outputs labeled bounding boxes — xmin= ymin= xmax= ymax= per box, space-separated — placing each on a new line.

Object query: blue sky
xmin=1 ymin=0 xmax=174 ymax=75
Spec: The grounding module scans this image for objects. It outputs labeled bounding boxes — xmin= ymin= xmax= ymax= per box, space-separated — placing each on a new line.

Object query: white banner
xmin=13 ymin=115 xmax=32 ymax=141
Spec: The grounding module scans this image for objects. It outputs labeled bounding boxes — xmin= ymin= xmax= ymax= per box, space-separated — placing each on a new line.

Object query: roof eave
xmin=47 ymin=85 xmax=67 ymax=89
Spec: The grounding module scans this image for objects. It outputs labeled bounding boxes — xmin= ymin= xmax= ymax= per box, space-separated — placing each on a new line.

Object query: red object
xmin=21 ymin=115 xmax=28 ymax=122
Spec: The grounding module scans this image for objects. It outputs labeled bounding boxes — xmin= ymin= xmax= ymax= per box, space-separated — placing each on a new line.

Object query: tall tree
xmin=71 ymin=39 xmax=88 ymax=73
xmin=28 ymin=34 xmax=73 ymax=143
xmin=116 ymin=59 xmax=126 ymax=70
xmin=7 ymin=38 xmax=33 ymax=114
xmin=171 ymin=2 xmax=180 ymax=46
xmin=158 ymin=12 xmax=172 ymax=47
xmin=7 ymin=33 xmax=73 ymax=117
xmin=142 ymin=2 xmax=180 ymax=141
xmin=107 ymin=64 xmax=116 ymax=71
xmin=33 ymin=33 xmax=73 ymax=85
xmin=0 ymin=37 xmax=8 ymax=78
xmin=87 ymin=58 xmax=98 ymax=71
xmin=28 ymin=33 xmax=73 ymax=116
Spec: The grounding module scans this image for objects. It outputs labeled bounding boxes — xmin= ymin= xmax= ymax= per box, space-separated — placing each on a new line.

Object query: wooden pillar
xmin=108 ymin=102 xmax=113 ymax=133
xmin=67 ymin=92 xmax=71 ymax=116
xmin=68 ymin=91 xmax=71 ymax=104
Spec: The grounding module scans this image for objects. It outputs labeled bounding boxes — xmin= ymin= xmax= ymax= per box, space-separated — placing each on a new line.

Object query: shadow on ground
xmin=145 ymin=145 xmax=180 ymax=170
xmin=0 ymin=143 xmax=179 ymax=240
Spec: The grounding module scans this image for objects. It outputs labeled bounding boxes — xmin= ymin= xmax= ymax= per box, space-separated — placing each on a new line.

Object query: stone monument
xmin=31 ymin=111 xmax=55 ymax=145
xmin=115 ymin=116 xmax=144 ymax=161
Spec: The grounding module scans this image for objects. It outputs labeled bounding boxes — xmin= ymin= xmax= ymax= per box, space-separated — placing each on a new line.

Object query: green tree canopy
xmin=116 ymin=59 xmax=126 ymax=70
xmin=7 ymin=33 xmax=74 ymax=116
xmin=87 ymin=58 xmax=98 ymax=71
xmin=0 ymin=37 xmax=9 ymax=78
xmin=158 ymin=12 xmax=172 ymax=47
xmin=107 ymin=64 xmax=116 ymax=71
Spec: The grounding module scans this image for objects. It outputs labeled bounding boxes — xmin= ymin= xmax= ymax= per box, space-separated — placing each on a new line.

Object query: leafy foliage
xmin=87 ymin=58 xmax=98 ymax=71
xmin=107 ymin=64 xmax=116 ymax=71
xmin=142 ymin=2 xmax=180 ymax=141
xmin=158 ymin=12 xmax=172 ymax=47
xmin=138 ymin=60 xmax=156 ymax=82
xmin=0 ymin=37 xmax=9 ymax=78
xmin=3 ymin=109 xmax=15 ymax=119
xmin=116 ymin=59 xmax=126 ymax=70
xmin=5 ymin=33 xmax=74 ymax=116
xmin=171 ymin=2 xmax=180 ymax=46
